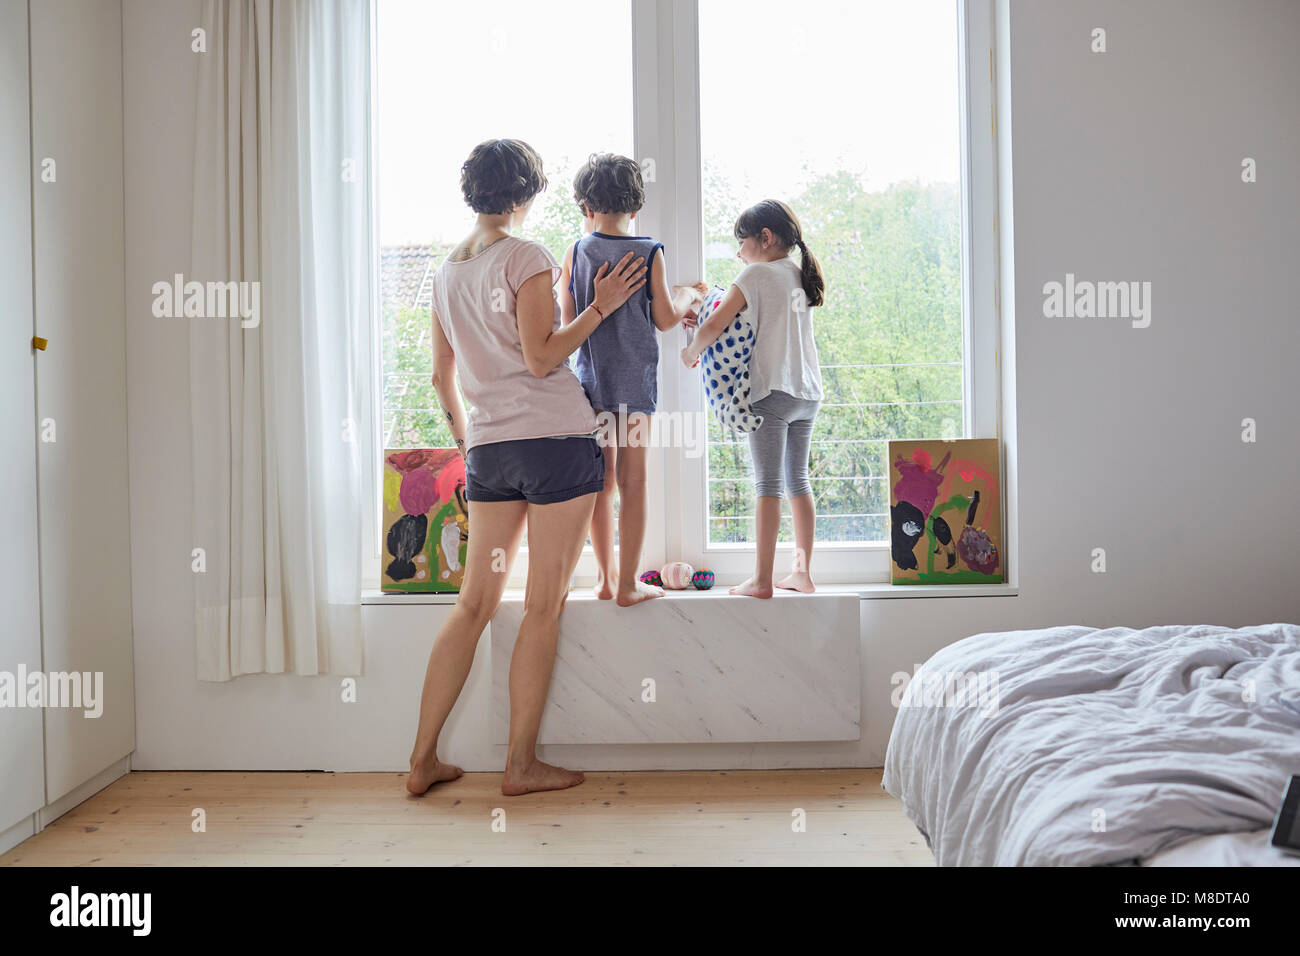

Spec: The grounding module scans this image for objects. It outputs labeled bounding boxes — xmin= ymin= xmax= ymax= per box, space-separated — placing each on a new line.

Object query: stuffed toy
xmin=660 ymin=561 xmax=695 ymax=590
xmin=695 ymin=285 xmax=763 ymax=433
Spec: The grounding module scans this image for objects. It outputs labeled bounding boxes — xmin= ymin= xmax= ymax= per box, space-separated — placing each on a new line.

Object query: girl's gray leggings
xmin=747 ymin=390 xmax=820 ymax=499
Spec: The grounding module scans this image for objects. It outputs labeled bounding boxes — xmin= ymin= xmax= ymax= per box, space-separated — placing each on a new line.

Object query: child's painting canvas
xmin=888 ymin=438 xmax=1002 ymax=585
xmin=382 ymin=448 xmax=469 ymax=593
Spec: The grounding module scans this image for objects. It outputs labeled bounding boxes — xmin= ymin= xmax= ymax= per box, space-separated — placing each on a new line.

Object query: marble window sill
xmin=361 ymin=583 xmax=1018 ymax=605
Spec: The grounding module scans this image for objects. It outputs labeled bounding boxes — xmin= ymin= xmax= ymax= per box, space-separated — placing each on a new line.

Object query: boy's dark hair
xmin=572 ymin=153 xmax=645 ymax=216
xmin=734 ymin=199 xmax=826 ymax=308
xmin=459 ymin=139 xmax=548 ymax=214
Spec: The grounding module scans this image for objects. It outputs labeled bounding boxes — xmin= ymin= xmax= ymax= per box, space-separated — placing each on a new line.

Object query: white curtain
xmin=189 ymin=0 xmax=374 ymax=680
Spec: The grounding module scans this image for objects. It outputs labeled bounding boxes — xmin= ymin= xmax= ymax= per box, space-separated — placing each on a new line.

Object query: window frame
xmin=364 ymin=0 xmax=1000 ymax=591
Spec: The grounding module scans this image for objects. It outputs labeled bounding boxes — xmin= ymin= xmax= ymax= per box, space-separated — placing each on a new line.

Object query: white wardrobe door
xmin=0 ymin=0 xmax=46 ymax=833
xmin=30 ymin=0 xmax=135 ymax=803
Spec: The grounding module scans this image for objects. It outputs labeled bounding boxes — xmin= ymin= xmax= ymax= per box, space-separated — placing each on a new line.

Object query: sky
xmin=375 ymin=0 xmax=959 ymax=245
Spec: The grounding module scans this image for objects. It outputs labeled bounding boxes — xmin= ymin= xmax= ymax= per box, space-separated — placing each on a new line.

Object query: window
xmin=368 ymin=0 xmax=997 ymax=588
xmin=376 ymin=0 xmax=633 ymax=451
xmin=698 ymin=0 xmax=963 ymax=548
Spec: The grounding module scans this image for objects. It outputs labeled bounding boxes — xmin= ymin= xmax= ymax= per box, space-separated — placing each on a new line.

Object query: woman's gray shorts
xmin=465 ymin=435 xmax=605 ymax=505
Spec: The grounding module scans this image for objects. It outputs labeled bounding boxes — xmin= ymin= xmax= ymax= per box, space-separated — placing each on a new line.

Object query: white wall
xmin=124 ymin=0 xmax=1300 ymax=772
xmin=1005 ymin=0 xmax=1300 ymax=627
xmin=123 ymin=0 xmax=206 ymax=763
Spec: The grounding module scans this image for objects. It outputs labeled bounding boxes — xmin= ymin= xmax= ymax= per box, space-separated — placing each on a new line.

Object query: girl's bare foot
xmin=775 ymin=571 xmax=815 ymax=593
xmin=593 ymin=567 xmax=617 ymax=601
xmin=615 ymin=579 xmax=664 ymax=606
xmin=406 ymin=755 xmax=464 ymax=795
xmin=729 ymin=577 xmax=773 ymax=598
xmin=501 ymin=758 xmax=586 ymax=796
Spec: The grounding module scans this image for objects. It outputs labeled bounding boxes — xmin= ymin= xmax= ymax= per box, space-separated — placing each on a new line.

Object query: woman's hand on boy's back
xmin=592 ymin=251 xmax=647 ymax=317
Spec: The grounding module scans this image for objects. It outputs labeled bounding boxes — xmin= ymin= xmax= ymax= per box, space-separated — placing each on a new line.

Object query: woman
xmin=407 ymin=139 xmax=646 ymax=796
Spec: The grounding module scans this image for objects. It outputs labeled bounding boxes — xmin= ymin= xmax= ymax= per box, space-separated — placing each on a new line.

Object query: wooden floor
xmin=1 ymin=768 xmax=932 ymax=866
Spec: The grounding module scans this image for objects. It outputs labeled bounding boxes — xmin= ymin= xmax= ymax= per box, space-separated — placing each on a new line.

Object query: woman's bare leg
xmin=502 ymin=492 xmax=596 ymax=796
xmin=614 ymin=418 xmax=661 ymax=606
xmin=407 ymin=498 xmax=526 ymax=795
xmin=590 ymin=435 xmax=618 ymax=600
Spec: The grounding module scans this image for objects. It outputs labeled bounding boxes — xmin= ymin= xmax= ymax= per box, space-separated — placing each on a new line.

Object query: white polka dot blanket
xmin=696 ymin=285 xmax=763 ymax=433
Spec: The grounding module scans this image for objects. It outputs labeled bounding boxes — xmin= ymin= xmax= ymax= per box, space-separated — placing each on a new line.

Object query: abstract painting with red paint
xmin=888 ymin=438 xmax=1003 ymax=585
xmin=381 ymin=448 xmax=469 ymax=592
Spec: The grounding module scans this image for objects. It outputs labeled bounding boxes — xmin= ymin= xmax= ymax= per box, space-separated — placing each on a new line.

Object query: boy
xmin=559 ymin=153 xmax=703 ymax=605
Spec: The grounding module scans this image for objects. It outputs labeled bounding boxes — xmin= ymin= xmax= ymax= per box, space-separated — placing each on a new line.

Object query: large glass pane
xmin=376 ymin=0 xmax=633 ymax=451
xmin=698 ymin=0 xmax=962 ymax=546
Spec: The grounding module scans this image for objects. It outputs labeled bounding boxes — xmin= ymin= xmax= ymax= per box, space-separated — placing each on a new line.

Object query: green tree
xmin=702 ymin=168 xmax=962 ymax=544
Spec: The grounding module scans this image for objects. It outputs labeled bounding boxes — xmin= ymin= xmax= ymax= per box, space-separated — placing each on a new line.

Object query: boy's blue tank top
xmin=569 ymin=231 xmax=664 ymax=415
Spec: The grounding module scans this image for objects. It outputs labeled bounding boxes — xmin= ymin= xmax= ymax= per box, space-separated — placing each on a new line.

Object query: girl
xmin=682 ymin=199 xmax=825 ymax=598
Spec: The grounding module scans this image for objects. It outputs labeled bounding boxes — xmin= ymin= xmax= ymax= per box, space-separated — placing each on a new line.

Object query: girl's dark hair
xmin=459 ymin=139 xmax=548 ymax=214
xmin=572 ymin=153 xmax=645 ymax=216
xmin=734 ymin=199 xmax=825 ymax=308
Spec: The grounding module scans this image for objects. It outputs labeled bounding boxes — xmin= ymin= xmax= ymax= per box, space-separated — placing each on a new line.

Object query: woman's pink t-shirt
xmin=431 ymin=236 xmax=597 ymax=450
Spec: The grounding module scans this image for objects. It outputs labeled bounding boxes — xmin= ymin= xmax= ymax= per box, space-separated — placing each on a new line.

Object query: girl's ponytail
xmin=795 ymin=237 xmax=825 ymax=309
xmin=734 ymin=199 xmax=825 ymax=308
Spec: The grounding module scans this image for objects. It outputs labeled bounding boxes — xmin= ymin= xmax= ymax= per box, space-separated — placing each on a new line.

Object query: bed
xmin=882 ymin=623 xmax=1300 ymax=866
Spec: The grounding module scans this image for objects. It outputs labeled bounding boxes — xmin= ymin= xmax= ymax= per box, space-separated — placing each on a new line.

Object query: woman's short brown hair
xmin=572 ymin=153 xmax=645 ymax=216
xmin=459 ymin=139 xmax=548 ymax=215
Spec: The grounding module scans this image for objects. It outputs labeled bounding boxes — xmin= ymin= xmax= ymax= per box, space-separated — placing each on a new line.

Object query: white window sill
xmin=361 ymin=582 xmax=1018 ymax=605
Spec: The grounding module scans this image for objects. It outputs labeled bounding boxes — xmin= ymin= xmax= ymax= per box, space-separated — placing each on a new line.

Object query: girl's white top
xmin=732 ymin=257 xmax=824 ymax=403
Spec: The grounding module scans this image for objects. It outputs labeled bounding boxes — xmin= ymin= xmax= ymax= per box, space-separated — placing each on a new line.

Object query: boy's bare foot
xmin=775 ymin=572 xmax=816 ymax=593
xmin=615 ymin=579 xmax=664 ymax=606
xmin=406 ymin=755 xmax=464 ymax=795
xmin=729 ymin=577 xmax=773 ymax=598
xmin=594 ymin=567 xmax=617 ymax=601
xmin=501 ymin=759 xmax=586 ymax=796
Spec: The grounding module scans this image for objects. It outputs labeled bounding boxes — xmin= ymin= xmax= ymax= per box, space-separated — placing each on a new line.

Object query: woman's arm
xmin=681 ymin=283 xmax=747 ymax=367
xmin=518 ymin=251 xmax=647 ymax=378
xmin=558 ymin=242 xmax=578 ymax=327
xmin=430 ymin=310 xmax=469 ymax=459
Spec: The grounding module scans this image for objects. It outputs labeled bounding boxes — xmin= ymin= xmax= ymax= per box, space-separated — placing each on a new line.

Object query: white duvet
xmin=882 ymin=623 xmax=1300 ymax=866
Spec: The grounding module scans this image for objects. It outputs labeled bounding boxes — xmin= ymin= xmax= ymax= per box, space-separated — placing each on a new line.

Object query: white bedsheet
xmin=882 ymin=623 xmax=1300 ymax=866
xmin=1144 ymin=828 xmax=1299 ymax=866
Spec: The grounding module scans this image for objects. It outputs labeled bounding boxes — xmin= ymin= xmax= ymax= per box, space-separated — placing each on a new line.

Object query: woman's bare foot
xmin=593 ymin=567 xmax=617 ymax=601
xmin=729 ymin=577 xmax=773 ymax=598
xmin=406 ymin=755 xmax=464 ymax=795
xmin=616 ymin=579 xmax=664 ymax=607
xmin=775 ymin=571 xmax=815 ymax=593
xmin=501 ymin=758 xmax=586 ymax=796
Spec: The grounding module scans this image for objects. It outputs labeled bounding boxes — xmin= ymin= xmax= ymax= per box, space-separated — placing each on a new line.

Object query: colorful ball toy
xmin=639 ymin=569 xmax=663 ymax=588
xmin=691 ymin=569 xmax=715 ymax=590
xmin=660 ymin=561 xmax=695 ymax=590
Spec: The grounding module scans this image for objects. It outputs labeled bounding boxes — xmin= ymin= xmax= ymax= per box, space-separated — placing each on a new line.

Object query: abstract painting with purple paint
xmin=382 ymin=448 xmax=468 ymax=593
xmin=888 ymin=438 xmax=1003 ymax=585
